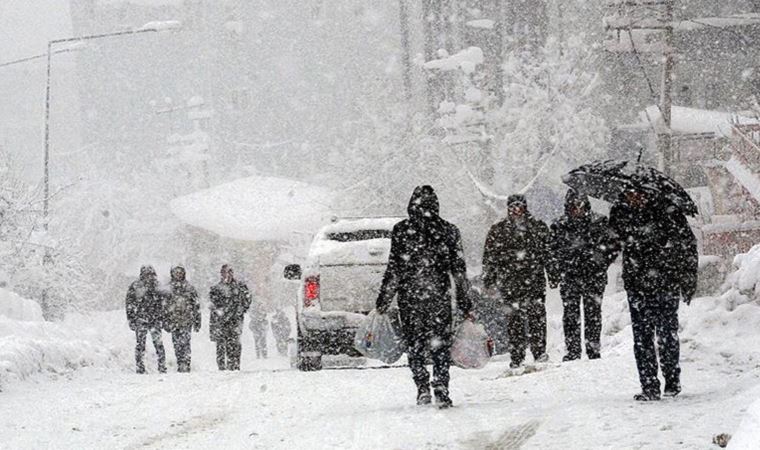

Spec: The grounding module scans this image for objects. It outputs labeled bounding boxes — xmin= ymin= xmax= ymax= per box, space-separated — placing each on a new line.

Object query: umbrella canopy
xmin=562 ymin=160 xmax=698 ymax=216
xmin=628 ymin=166 xmax=698 ymax=216
xmin=561 ymin=160 xmax=632 ymax=203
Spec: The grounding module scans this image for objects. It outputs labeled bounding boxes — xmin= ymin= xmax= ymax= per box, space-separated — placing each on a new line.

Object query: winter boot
xmin=416 ymin=385 xmax=432 ymax=406
xmin=663 ymin=381 xmax=681 ymax=398
xmin=433 ymin=385 xmax=453 ymax=409
xmin=535 ymin=353 xmax=549 ymax=363
xmin=633 ymin=391 xmax=661 ymax=402
xmin=509 ymin=360 xmax=522 ymax=369
xmin=562 ymin=353 xmax=580 ymax=362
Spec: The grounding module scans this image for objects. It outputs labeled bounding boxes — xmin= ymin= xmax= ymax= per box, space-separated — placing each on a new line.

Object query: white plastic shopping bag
xmin=450 ymin=319 xmax=493 ymax=369
xmin=354 ymin=309 xmax=406 ymax=364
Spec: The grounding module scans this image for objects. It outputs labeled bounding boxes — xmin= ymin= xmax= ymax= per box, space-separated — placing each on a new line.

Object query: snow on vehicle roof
xmin=170 ymin=176 xmax=333 ymax=242
xmin=318 ymin=217 xmax=403 ymax=235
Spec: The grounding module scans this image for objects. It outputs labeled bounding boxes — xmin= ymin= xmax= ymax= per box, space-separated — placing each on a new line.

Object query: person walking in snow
xmin=248 ymin=298 xmax=269 ymax=359
xmin=209 ymin=264 xmax=252 ymax=370
xmin=271 ymin=309 xmax=292 ymax=357
xmin=549 ymin=189 xmax=618 ymax=361
xmin=162 ymin=265 xmax=201 ymax=372
xmin=125 ymin=265 xmax=167 ymax=374
xmin=376 ymin=185 xmax=471 ymax=409
xmin=483 ymin=194 xmax=551 ymax=369
xmin=609 ymin=188 xmax=697 ymax=401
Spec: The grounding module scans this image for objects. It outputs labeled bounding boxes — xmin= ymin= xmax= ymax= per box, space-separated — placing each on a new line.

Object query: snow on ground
xmin=2 ymin=256 xmax=760 ymax=448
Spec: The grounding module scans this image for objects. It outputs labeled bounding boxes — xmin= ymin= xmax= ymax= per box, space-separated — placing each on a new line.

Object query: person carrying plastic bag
xmin=354 ymin=308 xmax=405 ymax=364
xmin=450 ymin=318 xmax=493 ymax=369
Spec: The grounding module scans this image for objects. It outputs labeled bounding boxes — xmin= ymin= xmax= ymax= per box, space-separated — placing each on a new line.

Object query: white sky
xmin=0 ymin=0 xmax=72 ymax=61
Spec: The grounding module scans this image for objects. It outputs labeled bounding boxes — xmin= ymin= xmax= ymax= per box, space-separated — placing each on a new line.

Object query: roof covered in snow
xmin=170 ymin=176 xmax=333 ymax=242
xmin=641 ymin=106 xmax=758 ymax=138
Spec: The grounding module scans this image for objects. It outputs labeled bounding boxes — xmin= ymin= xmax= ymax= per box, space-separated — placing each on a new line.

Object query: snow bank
xmin=0 ymin=288 xmax=43 ymax=321
xmin=725 ymin=244 xmax=760 ymax=298
xmin=729 ymin=396 xmax=760 ymax=449
xmin=0 ymin=311 xmax=132 ymax=388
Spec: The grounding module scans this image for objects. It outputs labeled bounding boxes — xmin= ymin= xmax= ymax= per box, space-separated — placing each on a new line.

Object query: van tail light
xmin=304 ymin=275 xmax=320 ymax=307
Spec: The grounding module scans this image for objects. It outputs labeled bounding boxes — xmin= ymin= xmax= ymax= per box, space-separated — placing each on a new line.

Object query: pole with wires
xmin=658 ymin=0 xmax=675 ymax=176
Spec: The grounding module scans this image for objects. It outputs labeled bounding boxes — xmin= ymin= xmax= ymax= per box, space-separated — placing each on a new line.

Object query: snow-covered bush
xmin=722 ymin=244 xmax=760 ymax=306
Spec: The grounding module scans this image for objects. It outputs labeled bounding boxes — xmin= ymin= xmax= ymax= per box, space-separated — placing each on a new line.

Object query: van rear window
xmin=326 ymin=229 xmax=392 ymax=242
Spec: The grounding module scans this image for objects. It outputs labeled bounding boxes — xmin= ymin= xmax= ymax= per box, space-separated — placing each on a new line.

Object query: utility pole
xmin=398 ymin=0 xmax=413 ymax=104
xmin=659 ymin=0 xmax=675 ymax=176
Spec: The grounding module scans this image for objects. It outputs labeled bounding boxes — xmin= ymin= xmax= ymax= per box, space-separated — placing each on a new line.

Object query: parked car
xmin=283 ymin=217 xmax=402 ymax=371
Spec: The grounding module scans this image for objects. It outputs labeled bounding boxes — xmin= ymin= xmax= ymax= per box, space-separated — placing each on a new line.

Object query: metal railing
xmin=731 ymin=124 xmax=760 ymax=171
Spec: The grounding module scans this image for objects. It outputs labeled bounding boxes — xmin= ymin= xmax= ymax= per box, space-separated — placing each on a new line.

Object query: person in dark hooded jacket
xmin=482 ymin=194 xmax=550 ymax=369
xmin=609 ymin=189 xmax=698 ymax=401
xmin=549 ymin=189 xmax=618 ymax=361
xmin=209 ymin=265 xmax=252 ymax=370
xmin=125 ymin=265 xmax=166 ymax=374
xmin=162 ymin=266 xmax=201 ymax=372
xmin=376 ymin=185 xmax=471 ymax=409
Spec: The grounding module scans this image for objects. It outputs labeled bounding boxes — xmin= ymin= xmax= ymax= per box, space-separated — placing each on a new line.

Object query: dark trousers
xmin=135 ymin=327 xmax=166 ymax=373
xmin=171 ymin=330 xmax=192 ymax=372
xmin=561 ymin=282 xmax=604 ymax=359
xmin=251 ymin=324 xmax=268 ymax=359
xmin=216 ymin=325 xmax=242 ymax=370
xmin=505 ymin=294 xmax=546 ymax=364
xmin=627 ymin=289 xmax=681 ymax=395
xmin=404 ymin=315 xmax=452 ymax=391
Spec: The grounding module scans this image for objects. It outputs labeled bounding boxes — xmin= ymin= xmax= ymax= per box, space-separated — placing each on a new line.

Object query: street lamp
xmin=43 ymin=21 xmax=182 ymax=231
xmin=0 ymin=43 xmax=86 ymax=68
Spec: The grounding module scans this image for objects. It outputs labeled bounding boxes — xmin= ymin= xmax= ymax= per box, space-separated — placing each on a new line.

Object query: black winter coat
xmin=209 ymin=280 xmax=252 ymax=340
xmin=376 ymin=186 xmax=471 ymax=330
xmin=609 ymin=199 xmax=698 ymax=299
xmin=483 ymin=214 xmax=550 ymax=299
xmin=126 ymin=279 xmax=164 ymax=329
xmin=549 ymin=194 xmax=618 ymax=289
xmin=163 ymin=281 xmax=201 ymax=333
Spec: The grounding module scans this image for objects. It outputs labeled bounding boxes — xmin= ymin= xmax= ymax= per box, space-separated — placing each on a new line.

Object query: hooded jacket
xmin=125 ymin=265 xmax=164 ymax=329
xmin=209 ymin=275 xmax=252 ymax=340
xmin=162 ymin=266 xmax=201 ymax=333
xmin=482 ymin=199 xmax=550 ymax=299
xmin=609 ymin=196 xmax=698 ymax=300
xmin=376 ymin=186 xmax=471 ymax=326
xmin=548 ymin=190 xmax=619 ymax=288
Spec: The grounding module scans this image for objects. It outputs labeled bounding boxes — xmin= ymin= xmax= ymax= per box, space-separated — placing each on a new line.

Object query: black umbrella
xmin=628 ymin=166 xmax=699 ymax=216
xmin=561 ymin=160 xmax=699 ymax=216
xmin=561 ymin=160 xmax=633 ymax=203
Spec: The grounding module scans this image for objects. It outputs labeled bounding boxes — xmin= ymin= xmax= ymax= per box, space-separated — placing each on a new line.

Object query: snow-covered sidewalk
xmin=3 ymin=260 xmax=760 ymax=448
xmin=0 ymin=350 xmax=757 ymax=449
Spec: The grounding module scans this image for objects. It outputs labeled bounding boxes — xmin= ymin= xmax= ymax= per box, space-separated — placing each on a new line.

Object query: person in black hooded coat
xmin=376 ymin=185 xmax=471 ymax=409
xmin=125 ymin=265 xmax=167 ymax=374
xmin=162 ymin=265 xmax=201 ymax=372
xmin=482 ymin=194 xmax=550 ymax=369
xmin=609 ymin=189 xmax=698 ymax=401
xmin=549 ymin=189 xmax=618 ymax=361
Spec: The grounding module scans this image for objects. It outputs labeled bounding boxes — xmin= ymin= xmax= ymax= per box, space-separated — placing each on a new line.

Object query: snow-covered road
xmin=1 ymin=348 xmax=758 ymax=449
